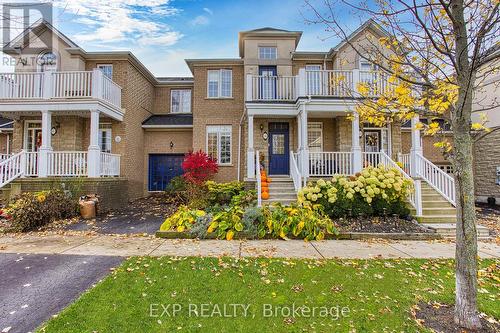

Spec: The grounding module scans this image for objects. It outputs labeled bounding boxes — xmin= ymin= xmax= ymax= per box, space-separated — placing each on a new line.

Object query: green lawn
xmin=38 ymin=257 xmax=498 ymax=333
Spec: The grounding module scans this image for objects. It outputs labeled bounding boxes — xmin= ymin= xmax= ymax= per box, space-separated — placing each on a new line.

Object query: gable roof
xmin=3 ymin=19 xmax=79 ymax=52
xmin=329 ymin=19 xmax=392 ymax=54
xmin=238 ymin=27 xmax=302 ymax=57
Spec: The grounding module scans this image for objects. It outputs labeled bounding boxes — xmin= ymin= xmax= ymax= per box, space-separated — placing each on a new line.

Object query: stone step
xmin=422 ymin=223 xmax=491 ymax=239
xmin=411 ymin=207 xmax=457 ymax=216
xmin=268 ymin=183 xmax=296 ymax=190
xmin=421 ymin=200 xmax=454 ymax=208
xmin=267 ymin=177 xmax=294 ymax=182
xmin=418 ymin=215 xmax=457 ymax=223
xmin=422 ymin=193 xmax=449 ymax=201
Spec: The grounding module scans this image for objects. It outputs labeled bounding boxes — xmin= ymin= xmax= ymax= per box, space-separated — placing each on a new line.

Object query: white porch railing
xmin=0 ymin=70 xmax=122 ymax=109
xmin=246 ymin=69 xmax=392 ymax=101
xmin=0 ymin=151 xmax=24 ymax=187
xmin=309 ymin=152 xmax=353 ymax=176
xmin=397 ymin=153 xmax=410 ymax=174
xmin=25 ymin=151 xmax=38 ymax=176
xmin=290 ymin=151 xmax=301 ymax=191
xmin=249 ymin=75 xmax=296 ymax=101
xmin=0 ymin=153 xmax=11 ymax=162
xmin=415 ymin=153 xmax=456 ymax=206
xmin=306 ymin=70 xmax=353 ymax=97
xmin=100 ymin=152 xmax=121 ymax=176
xmin=48 ymin=151 xmax=88 ymax=176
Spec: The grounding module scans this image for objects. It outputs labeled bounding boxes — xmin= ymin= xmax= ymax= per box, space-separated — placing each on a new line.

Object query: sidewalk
xmin=0 ymin=234 xmax=498 ymax=259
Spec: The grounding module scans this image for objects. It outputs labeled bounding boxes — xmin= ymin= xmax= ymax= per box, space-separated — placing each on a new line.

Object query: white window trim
xmin=98 ymin=123 xmax=112 ymax=153
xmin=307 ymin=122 xmax=323 ymax=152
xmin=206 ymin=125 xmax=232 ymax=165
xmin=23 ymin=120 xmax=41 ymax=151
xmin=97 ymin=64 xmax=113 ymax=78
xmin=305 ymin=64 xmax=323 ymax=70
xmin=207 ymin=69 xmax=232 ymax=99
xmin=258 ymin=46 xmax=277 ymax=60
xmin=170 ymin=89 xmax=192 ymax=114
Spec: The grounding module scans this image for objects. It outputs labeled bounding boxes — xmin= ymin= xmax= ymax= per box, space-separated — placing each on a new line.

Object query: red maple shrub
xmin=182 ymin=150 xmax=218 ymax=185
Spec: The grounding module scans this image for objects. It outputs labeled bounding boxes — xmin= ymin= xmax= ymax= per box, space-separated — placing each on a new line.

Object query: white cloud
xmin=190 ymin=15 xmax=210 ymax=27
xmin=51 ymin=0 xmax=182 ymax=46
xmin=203 ymin=8 xmax=213 ymax=16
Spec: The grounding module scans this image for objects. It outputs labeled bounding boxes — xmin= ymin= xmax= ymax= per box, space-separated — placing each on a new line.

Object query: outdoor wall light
xmin=260 ymin=124 xmax=264 ymax=132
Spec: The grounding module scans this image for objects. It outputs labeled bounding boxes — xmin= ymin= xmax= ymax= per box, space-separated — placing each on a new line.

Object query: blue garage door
xmin=148 ymin=154 xmax=185 ymax=191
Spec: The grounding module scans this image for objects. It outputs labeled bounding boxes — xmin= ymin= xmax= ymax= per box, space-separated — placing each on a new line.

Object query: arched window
xmin=38 ymin=52 xmax=58 ymax=72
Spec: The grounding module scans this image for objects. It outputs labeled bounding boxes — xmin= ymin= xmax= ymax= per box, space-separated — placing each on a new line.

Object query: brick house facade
xmin=0 ymin=20 xmax=496 ymax=205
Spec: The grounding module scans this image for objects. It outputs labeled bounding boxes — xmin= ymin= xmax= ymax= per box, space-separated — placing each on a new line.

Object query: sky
xmin=0 ymin=0 xmax=367 ymax=77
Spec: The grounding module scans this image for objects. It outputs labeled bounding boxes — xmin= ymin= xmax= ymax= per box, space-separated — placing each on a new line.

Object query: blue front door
xmin=268 ymin=122 xmax=289 ymax=175
xmin=148 ymin=154 xmax=184 ymax=191
xmin=259 ymin=66 xmax=277 ymax=100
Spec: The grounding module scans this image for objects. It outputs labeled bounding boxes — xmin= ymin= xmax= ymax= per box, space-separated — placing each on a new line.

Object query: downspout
xmin=237 ymin=108 xmax=246 ymax=182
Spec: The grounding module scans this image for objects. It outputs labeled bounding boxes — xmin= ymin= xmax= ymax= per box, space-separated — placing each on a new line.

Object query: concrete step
xmin=423 ymin=223 xmax=491 ymax=239
xmin=268 ymin=183 xmax=296 ymax=190
xmin=268 ymin=192 xmax=296 ymax=200
xmin=411 ymin=207 xmax=457 ymax=216
xmin=418 ymin=215 xmax=457 ymax=223
xmin=267 ymin=177 xmax=294 ymax=182
xmin=264 ymin=198 xmax=296 ymax=206
xmin=422 ymin=193 xmax=449 ymax=201
xmin=421 ymin=200 xmax=454 ymax=208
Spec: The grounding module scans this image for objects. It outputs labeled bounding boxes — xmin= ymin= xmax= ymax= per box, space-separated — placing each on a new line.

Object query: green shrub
xmin=242 ymin=206 xmax=264 ymax=238
xmin=188 ymin=214 xmax=213 ymax=239
xmin=7 ymin=190 xmax=78 ymax=232
xmin=165 ymin=176 xmax=187 ymax=193
xmin=206 ymin=181 xmax=245 ymax=206
xmin=159 ymin=205 xmax=206 ymax=232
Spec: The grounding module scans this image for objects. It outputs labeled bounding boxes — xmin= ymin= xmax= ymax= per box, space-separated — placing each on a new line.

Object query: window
xmin=359 ymin=59 xmax=378 ymax=71
xmin=307 ymin=122 xmax=323 ymax=152
xmin=206 ymin=125 xmax=232 ymax=165
xmin=99 ymin=124 xmax=112 ymax=153
xmin=97 ymin=64 xmax=113 ymax=79
xmin=38 ymin=52 xmax=57 ymax=72
xmin=171 ymin=89 xmax=191 ymax=113
xmin=207 ymin=69 xmax=232 ymax=98
xmin=259 ymin=47 xmax=277 ymax=59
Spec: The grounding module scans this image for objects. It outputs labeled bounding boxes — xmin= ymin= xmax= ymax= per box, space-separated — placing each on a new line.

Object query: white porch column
xmin=246 ymin=115 xmax=255 ymax=179
xmin=38 ymin=110 xmax=52 ymax=177
xmin=87 ymin=109 xmax=101 ymax=177
xmin=351 ymin=112 xmax=362 ymax=173
xmin=299 ymin=104 xmax=309 ymax=178
xmin=298 ymin=68 xmax=307 ymax=97
xmin=409 ymin=115 xmax=423 ymax=177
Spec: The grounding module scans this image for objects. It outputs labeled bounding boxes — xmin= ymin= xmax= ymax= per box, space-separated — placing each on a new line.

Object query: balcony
xmin=246 ymin=69 xmax=390 ymax=102
xmin=0 ymin=70 xmax=123 ymax=119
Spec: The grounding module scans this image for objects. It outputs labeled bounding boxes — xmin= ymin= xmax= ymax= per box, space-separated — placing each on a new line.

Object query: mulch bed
xmin=337 ymin=215 xmax=432 ymax=233
xmin=414 ymin=301 xmax=499 ymax=333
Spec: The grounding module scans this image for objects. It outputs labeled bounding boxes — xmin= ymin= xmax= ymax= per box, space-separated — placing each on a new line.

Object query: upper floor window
xmin=259 ymin=47 xmax=277 ymax=59
xmin=98 ymin=123 xmax=112 ymax=153
xmin=359 ymin=59 xmax=378 ymax=71
xmin=97 ymin=64 xmax=113 ymax=79
xmin=171 ymin=89 xmax=191 ymax=113
xmin=207 ymin=69 xmax=232 ymax=98
xmin=38 ymin=52 xmax=57 ymax=72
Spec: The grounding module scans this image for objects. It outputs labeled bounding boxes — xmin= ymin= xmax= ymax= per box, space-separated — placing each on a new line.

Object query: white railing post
xmin=246 ymin=74 xmax=253 ymax=101
xmin=298 ymin=68 xmax=306 ymax=97
xmin=299 ymin=105 xmax=309 ymax=178
xmin=410 ymin=115 xmax=423 ymax=177
xmin=92 ymin=69 xmax=103 ymax=100
xmin=19 ymin=150 xmax=26 ymax=177
xmin=38 ymin=110 xmax=52 ymax=177
xmin=414 ymin=179 xmax=423 ymax=217
xmin=42 ymin=72 xmax=53 ymax=99
xmin=351 ymin=112 xmax=362 ymax=173
xmin=87 ymin=109 xmax=101 ymax=177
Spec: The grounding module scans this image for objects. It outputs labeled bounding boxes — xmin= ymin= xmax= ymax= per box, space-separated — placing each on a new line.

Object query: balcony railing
xmin=246 ymin=69 xmax=391 ymax=101
xmin=0 ymin=70 xmax=122 ymax=109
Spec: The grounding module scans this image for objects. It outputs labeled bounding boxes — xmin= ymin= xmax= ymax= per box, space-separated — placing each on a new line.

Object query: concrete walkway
xmin=1 ymin=234 xmax=499 ymax=259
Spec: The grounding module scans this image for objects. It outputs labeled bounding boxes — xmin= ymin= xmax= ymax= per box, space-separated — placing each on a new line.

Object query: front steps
xmin=412 ymin=182 xmax=457 ymax=224
xmin=424 ymin=223 xmax=491 ymax=240
xmin=263 ymin=177 xmax=296 ymax=206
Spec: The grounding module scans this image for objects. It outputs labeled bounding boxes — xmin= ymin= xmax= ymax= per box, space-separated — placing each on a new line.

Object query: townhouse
xmin=0 ymin=19 xmax=495 ymax=213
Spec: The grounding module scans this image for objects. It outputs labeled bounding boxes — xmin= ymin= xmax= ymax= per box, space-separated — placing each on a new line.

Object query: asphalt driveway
xmin=0 ymin=253 xmax=123 ymax=333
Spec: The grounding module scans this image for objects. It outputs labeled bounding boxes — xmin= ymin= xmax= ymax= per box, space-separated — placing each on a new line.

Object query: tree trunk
xmin=450 ymin=0 xmax=482 ymax=329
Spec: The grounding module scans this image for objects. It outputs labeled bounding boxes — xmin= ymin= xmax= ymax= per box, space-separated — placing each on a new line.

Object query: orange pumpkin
xmin=267 ymin=178 xmax=272 ymax=183
xmin=260 ymin=176 xmax=267 ymax=183
xmin=261 ymin=191 xmax=269 ymax=200
xmin=261 ymin=181 xmax=268 ymax=187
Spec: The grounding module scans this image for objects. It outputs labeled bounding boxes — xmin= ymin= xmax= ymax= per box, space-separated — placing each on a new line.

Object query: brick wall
xmin=10 ymin=177 xmax=129 ymax=212
xmin=401 ymin=131 xmax=452 ymax=164
xmin=474 ymin=129 xmax=500 ymax=201
xmin=192 ymin=64 xmax=245 ymax=182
